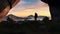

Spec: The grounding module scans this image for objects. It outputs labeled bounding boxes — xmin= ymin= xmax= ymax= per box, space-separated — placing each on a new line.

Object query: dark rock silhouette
xmin=7 ymin=0 xmax=16 ymax=9
xmin=43 ymin=17 xmax=49 ymax=21
xmin=43 ymin=17 xmax=49 ymax=23
xmin=0 ymin=0 xmax=16 ymax=12
xmin=8 ymin=0 xmax=12 ymax=9
xmin=0 ymin=0 xmax=19 ymax=22
xmin=7 ymin=16 xmax=14 ymax=23
xmin=34 ymin=13 xmax=38 ymax=21
xmin=41 ymin=0 xmax=60 ymax=23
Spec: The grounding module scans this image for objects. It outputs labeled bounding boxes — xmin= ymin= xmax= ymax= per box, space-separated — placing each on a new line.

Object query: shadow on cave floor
xmin=0 ymin=20 xmax=60 ymax=34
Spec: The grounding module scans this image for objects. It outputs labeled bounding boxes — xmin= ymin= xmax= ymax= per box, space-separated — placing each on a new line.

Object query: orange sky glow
xmin=7 ymin=0 xmax=51 ymax=18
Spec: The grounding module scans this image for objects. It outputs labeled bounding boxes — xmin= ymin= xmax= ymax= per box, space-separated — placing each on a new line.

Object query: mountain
xmin=3 ymin=14 xmax=49 ymax=21
xmin=3 ymin=14 xmax=25 ymax=21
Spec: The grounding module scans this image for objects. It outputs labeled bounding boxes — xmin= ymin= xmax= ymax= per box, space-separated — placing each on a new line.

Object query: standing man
xmin=34 ymin=13 xmax=38 ymax=21
xmin=41 ymin=0 xmax=60 ymax=23
xmin=0 ymin=0 xmax=19 ymax=22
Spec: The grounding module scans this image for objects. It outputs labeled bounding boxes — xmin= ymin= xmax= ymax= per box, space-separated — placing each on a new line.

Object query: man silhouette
xmin=0 ymin=0 xmax=19 ymax=22
xmin=34 ymin=13 xmax=38 ymax=21
xmin=41 ymin=0 xmax=60 ymax=23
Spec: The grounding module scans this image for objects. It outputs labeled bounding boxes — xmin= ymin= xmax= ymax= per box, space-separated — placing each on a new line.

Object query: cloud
xmin=8 ymin=0 xmax=50 ymax=17
xmin=17 ymin=0 xmax=40 ymax=9
xmin=10 ymin=0 xmax=48 ymax=11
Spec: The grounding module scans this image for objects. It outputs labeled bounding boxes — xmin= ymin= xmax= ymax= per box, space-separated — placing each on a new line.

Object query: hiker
xmin=0 ymin=0 xmax=19 ymax=22
xmin=34 ymin=13 xmax=38 ymax=21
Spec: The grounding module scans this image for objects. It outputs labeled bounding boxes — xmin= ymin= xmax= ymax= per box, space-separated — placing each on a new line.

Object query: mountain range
xmin=3 ymin=14 xmax=48 ymax=21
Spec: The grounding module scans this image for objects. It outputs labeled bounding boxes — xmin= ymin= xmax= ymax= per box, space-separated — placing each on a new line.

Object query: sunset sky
xmin=7 ymin=0 xmax=51 ymax=18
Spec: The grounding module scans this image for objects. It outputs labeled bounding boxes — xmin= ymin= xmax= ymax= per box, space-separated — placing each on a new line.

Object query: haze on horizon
xmin=7 ymin=0 xmax=51 ymax=18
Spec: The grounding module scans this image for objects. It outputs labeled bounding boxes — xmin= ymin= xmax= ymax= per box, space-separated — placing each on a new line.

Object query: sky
xmin=7 ymin=0 xmax=51 ymax=18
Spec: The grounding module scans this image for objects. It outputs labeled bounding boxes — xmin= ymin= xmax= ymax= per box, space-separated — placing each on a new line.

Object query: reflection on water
xmin=26 ymin=17 xmax=48 ymax=21
xmin=4 ymin=17 xmax=43 ymax=21
xmin=15 ymin=17 xmax=44 ymax=21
